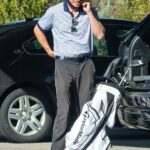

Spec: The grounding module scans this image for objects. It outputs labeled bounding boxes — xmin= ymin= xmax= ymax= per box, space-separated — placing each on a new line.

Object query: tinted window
xmin=22 ymin=37 xmax=46 ymax=54
xmin=22 ymin=22 xmax=135 ymax=57
xmin=93 ymin=37 xmax=108 ymax=56
xmin=22 ymin=30 xmax=53 ymax=55
xmin=93 ymin=26 xmax=132 ymax=57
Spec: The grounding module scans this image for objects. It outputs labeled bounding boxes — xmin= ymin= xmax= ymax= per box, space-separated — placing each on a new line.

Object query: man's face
xmin=69 ymin=0 xmax=83 ymax=8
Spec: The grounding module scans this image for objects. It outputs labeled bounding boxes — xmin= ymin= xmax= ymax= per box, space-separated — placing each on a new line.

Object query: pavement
xmin=0 ymin=142 xmax=50 ymax=150
xmin=0 ymin=127 xmax=150 ymax=150
xmin=0 ymin=141 xmax=150 ymax=150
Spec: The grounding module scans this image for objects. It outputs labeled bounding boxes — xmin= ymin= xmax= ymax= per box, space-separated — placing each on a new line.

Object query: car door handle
xmin=13 ymin=49 xmax=22 ymax=54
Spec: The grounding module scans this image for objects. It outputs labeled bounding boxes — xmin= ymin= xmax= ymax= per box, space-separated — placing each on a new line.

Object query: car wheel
xmin=0 ymin=88 xmax=53 ymax=142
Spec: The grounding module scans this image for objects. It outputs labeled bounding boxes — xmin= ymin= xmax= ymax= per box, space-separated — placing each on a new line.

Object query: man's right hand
xmin=48 ymin=50 xmax=55 ymax=59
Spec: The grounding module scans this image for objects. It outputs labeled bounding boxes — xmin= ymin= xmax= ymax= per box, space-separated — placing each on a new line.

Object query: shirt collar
xmin=63 ymin=0 xmax=83 ymax=13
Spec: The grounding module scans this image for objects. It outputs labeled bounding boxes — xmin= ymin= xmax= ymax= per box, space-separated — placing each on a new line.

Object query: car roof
xmin=100 ymin=18 xmax=138 ymax=27
xmin=0 ymin=18 xmax=138 ymax=28
xmin=2 ymin=18 xmax=38 ymax=25
xmin=0 ymin=19 xmax=38 ymax=29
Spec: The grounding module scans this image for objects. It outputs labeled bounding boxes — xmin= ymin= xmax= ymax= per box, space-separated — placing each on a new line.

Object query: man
xmin=34 ymin=0 xmax=105 ymax=149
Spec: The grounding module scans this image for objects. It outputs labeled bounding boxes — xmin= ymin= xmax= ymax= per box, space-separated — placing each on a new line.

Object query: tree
xmin=94 ymin=0 xmax=150 ymax=21
xmin=126 ymin=0 xmax=150 ymax=20
xmin=0 ymin=0 xmax=49 ymax=23
xmin=0 ymin=0 xmax=149 ymax=23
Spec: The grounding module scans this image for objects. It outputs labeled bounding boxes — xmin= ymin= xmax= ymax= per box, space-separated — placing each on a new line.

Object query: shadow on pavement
xmin=108 ymin=127 xmax=150 ymax=148
xmin=0 ymin=127 xmax=150 ymax=149
xmin=0 ymin=132 xmax=52 ymax=143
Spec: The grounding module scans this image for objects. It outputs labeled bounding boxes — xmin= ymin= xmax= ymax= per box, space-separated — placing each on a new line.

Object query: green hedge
xmin=0 ymin=0 xmax=149 ymax=24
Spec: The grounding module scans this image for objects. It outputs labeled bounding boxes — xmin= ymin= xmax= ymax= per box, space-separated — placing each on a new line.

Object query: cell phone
xmin=82 ymin=0 xmax=90 ymax=8
xmin=83 ymin=0 xmax=90 ymax=2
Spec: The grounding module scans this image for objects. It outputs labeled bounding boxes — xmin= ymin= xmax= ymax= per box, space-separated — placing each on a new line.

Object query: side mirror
xmin=130 ymin=59 xmax=144 ymax=67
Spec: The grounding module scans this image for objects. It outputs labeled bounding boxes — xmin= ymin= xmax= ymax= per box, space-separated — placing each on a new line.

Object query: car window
xmin=22 ymin=30 xmax=53 ymax=55
xmin=93 ymin=27 xmax=132 ymax=57
xmin=22 ymin=24 xmax=135 ymax=57
xmin=105 ymin=24 xmax=136 ymax=57
xmin=116 ymin=29 xmax=132 ymax=39
xmin=93 ymin=37 xmax=108 ymax=56
xmin=22 ymin=37 xmax=46 ymax=54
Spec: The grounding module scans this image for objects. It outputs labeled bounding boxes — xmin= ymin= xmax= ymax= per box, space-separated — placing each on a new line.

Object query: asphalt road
xmin=0 ymin=127 xmax=150 ymax=150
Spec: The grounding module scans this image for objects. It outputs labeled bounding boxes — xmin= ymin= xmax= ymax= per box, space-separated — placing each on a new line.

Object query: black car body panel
xmin=0 ymin=18 xmax=140 ymax=142
xmin=0 ymin=22 xmax=54 ymax=98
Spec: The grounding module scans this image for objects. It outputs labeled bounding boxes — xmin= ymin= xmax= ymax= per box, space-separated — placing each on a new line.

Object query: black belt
xmin=55 ymin=54 xmax=91 ymax=62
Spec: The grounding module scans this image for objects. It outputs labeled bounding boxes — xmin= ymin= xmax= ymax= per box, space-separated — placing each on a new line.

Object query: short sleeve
xmin=37 ymin=7 xmax=54 ymax=31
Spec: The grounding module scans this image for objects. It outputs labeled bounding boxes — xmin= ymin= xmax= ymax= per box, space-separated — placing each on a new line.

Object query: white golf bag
xmin=65 ymin=83 xmax=121 ymax=150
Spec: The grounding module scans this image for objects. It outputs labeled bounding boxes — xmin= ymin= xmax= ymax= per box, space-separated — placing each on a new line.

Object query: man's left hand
xmin=82 ymin=1 xmax=91 ymax=13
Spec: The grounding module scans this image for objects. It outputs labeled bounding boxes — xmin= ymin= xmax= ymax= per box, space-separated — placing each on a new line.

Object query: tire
xmin=0 ymin=88 xmax=53 ymax=143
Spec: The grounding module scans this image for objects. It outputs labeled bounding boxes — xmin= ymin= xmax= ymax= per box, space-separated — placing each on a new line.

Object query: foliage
xmin=0 ymin=0 xmax=149 ymax=23
xmin=0 ymin=0 xmax=49 ymax=23
xmin=125 ymin=0 xmax=150 ymax=20
xmin=96 ymin=0 xmax=150 ymax=21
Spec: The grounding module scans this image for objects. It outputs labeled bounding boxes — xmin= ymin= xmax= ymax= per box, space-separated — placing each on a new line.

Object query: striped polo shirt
xmin=37 ymin=0 xmax=99 ymax=58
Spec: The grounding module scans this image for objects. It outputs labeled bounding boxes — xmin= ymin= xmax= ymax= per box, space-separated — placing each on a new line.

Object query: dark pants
xmin=51 ymin=58 xmax=95 ymax=150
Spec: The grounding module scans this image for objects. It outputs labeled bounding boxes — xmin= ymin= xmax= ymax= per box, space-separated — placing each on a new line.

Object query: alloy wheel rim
xmin=8 ymin=95 xmax=46 ymax=136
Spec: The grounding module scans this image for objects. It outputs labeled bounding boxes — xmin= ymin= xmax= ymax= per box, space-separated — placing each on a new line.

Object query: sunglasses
xmin=71 ymin=18 xmax=78 ymax=32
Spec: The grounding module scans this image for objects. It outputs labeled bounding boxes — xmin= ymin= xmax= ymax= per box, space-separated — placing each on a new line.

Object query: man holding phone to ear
xmin=34 ymin=0 xmax=105 ymax=149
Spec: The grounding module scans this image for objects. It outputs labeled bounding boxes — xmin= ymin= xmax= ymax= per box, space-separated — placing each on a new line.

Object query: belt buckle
xmin=55 ymin=55 xmax=65 ymax=60
xmin=60 ymin=56 xmax=65 ymax=60
xmin=77 ymin=55 xmax=88 ymax=62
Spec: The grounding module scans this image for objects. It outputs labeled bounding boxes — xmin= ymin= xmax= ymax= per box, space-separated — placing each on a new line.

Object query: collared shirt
xmin=37 ymin=1 xmax=99 ymax=58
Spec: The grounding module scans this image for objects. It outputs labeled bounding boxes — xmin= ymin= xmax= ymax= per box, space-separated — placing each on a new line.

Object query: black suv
xmin=0 ymin=18 xmax=138 ymax=142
